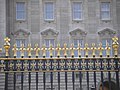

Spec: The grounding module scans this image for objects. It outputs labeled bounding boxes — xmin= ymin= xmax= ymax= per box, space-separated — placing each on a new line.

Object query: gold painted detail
xmin=62 ymin=43 xmax=68 ymax=57
xmin=12 ymin=44 xmax=18 ymax=57
xmin=4 ymin=37 xmax=10 ymax=56
xmin=56 ymin=44 xmax=61 ymax=57
xmin=112 ymin=36 xmax=119 ymax=57
xmin=34 ymin=44 xmax=40 ymax=57
xmin=91 ymin=43 xmax=96 ymax=57
xmin=48 ymin=44 xmax=54 ymax=57
xmin=41 ymin=44 xmax=47 ymax=57
xmin=27 ymin=44 xmax=33 ymax=57
xmin=77 ymin=44 xmax=83 ymax=57
xmin=98 ymin=43 xmax=104 ymax=57
xmin=19 ymin=44 xmax=26 ymax=57
xmin=84 ymin=44 xmax=89 ymax=57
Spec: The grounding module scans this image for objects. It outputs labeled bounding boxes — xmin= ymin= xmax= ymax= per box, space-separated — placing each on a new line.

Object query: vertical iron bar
xmin=28 ymin=56 xmax=31 ymax=90
xmin=43 ymin=72 xmax=46 ymax=90
xmin=58 ymin=72 xmax=60 ymax=90
xmin=108 ymin=59 xmax=111 ymax=90
xmin=79 ymin=59 xmax=82 ymax=90
xmin=108 ymin=71 xmax=111 ymax=90
xmin=86 ymin=59 xmax=89 ymax=90
xmin=5 ymin=56 xmax=8 ymax=90
xmin=43 ymin=56 xmax=46 ymax=90
xmin=28 ymin=72 xmax=31 ymax=90
xmin=58 ymin=59 xmax=60 ymax=90
xmin=50 ymin=58 xmax=53 ymax=90
xmin=51 ymin=72 xmax=53 ymax=90
xmin=65 ymin=72 xmax=67 ymax=90
xmin=36 ymin=56 xmax=38 ymax=90
xmin=13 ymin=56 xmax=16 ymax=90
xmin=21 ymin=56 xmax=24 ymax=90
xmin=116 ymin=71 xmax=119 ymax=90
xmin=100 ymin=59 xmax=104 ymax=90
xmin=79 ymin=72 xmax=82 ymax=90
xmin=93 ymin=59 xmax=96 ymax=90
xmin=65 ymin=59 xmax=67 ymax=90
xmin=115 ymin=58 xmax=119 ymax=90
xmin=87 ymin=71 xmax=89 ymax=90
xmin=72 ymin=58 xmax=75 ymax=90
xmin=21 ymin=72 xmax=24 ymax=90
xmin=72 ymin=72 xmax=75 ymax=90
xmin=14 ymin=73 xmax=16 ymax=90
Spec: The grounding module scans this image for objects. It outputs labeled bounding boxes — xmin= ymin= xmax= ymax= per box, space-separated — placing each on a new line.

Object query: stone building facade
xmin=0 ymin=0 xmax=120 ymax=90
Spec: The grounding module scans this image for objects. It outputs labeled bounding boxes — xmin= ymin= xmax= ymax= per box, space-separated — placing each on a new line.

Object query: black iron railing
xmin=0 ymin=36 xmax=119 ymax=90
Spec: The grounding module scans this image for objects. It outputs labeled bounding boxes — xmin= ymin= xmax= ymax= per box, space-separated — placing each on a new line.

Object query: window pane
xmin=101 ymin=2 xmax=110 ymax=11
xmin=101 ymin=2 xmax=110 ymax=20
xmin=16 ymin=2 xmax=25 ymax=20
xmin=73 ymin=2 xmax=82 ymax=20
xmin=101 ymin=12 xmax=110 ymax=19
xmin=45 ymin=2 xmax=54 ymax=20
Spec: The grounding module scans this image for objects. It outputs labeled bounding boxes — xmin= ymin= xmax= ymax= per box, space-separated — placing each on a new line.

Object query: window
xmin=45 ymin=39 xmax=55 ymax=57
xmin=16 ymin=39 xmax=26 ymax=57
xmin=102 ymin=38 xmax=112 ymax=56
xmin=100 ymin=2 xmax=110 ymax=20
xmin=74 ymin=39 xmax=84 ymax=57
xmin=72 ymin=2 xmax=82 ymax=20
xmin=44 ymin=2 xmax=54 ymax=20
xmin=16 ymin=2 xmax=26 ymax=20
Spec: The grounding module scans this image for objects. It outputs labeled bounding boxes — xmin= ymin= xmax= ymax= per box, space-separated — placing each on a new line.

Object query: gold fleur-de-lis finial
xmin=112 ymin=36 xmax=119 ymax=57
xmin=12 ymin=44 xmax=18 ymax=57
xmin=4 ymin=37 xmax=10 ymax=45
xmin=0 ymin=48 xmax=2 ymax=53
xmin=27 ymin=44 xmax=33 ymax=57
xmin=62 ymin=43 xmax=68 ymax=57
xmin=91 ymin=43 xmax=96 ymax=57
xmin=84 ymin=43 xmax=89 ymax=57
xmin=98 ymin=43 xmax=104 ymax=57
xmin=4 ymin=37 xmax=10 ymax=56
xmin=41 ymin=44 xmax=47 ymax=57
xmin=70 ymin=43 xmax=75 ymax=57
xmin=48 ymin=44 xmax=54 ymax=57
xmin=56 ymin=43 xmax=61 ymax=57
xmin=19 ymin=44 xmax=26 ymax=57
xmin=105 ymin=43 xmax=111 ymax=57
xmin=77 ymin=44 xmax=83 ymax=57
xmin=34 ymin=44 xmax=40 ymax=57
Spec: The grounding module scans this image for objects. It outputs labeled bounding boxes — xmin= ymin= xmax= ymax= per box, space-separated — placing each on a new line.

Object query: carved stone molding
xmin=11 ymin=29 xmax=30 ymax=38
xmin=69 ymin=28 xmax=87 ymax=37
xmin=98 ymin=28 xmax=116 ymax=37
xmin=41 ymin=28 xmax=59 ymax=36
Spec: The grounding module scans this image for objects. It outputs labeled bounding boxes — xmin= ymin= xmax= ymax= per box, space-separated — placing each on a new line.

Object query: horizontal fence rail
xmin=0 ymin=57 xmax=120 ymax=73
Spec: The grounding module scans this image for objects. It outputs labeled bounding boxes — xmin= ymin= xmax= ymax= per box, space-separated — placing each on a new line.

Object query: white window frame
xmin=100 ymin=2 xmax=110 ymax=20
xmin=44 ymin=2 xmax=54 ymax=21
xmin=72 ymin=2 xmax=83 ymax=21
xmin=16 ymin=2 xmax=26 ymax=20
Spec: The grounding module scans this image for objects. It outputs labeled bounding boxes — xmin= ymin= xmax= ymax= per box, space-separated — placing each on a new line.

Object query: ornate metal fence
xmin=0 ymin=36 xmax=120 ymax=90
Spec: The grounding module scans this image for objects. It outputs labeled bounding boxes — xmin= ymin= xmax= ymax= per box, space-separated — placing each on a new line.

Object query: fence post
xmin=4 ymin=37 xmax=10 ymax=90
